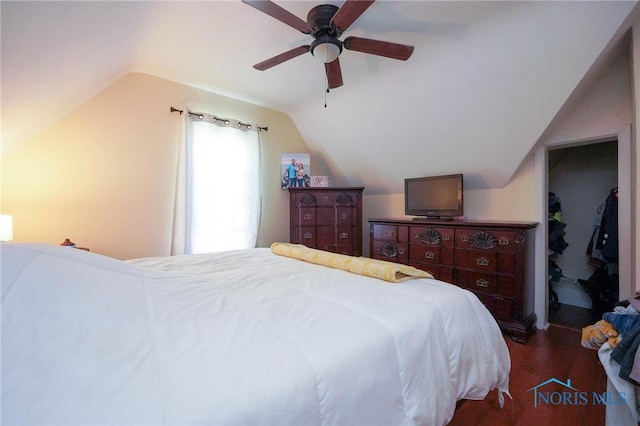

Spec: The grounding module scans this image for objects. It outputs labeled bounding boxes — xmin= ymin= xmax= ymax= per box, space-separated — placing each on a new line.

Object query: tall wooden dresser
xmin=369 ymin=218 xmax=537 ymax=343
xmin=289 ymin=187 xmax=364 ymax=256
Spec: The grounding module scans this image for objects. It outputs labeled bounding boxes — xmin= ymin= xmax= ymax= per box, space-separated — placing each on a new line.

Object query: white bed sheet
xmin=2 ymin=243 xmax=510 ymax=425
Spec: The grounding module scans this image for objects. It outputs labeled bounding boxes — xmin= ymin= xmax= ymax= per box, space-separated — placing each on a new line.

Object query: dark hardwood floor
xmin=548 ymin=303 xmax=599 ymax=331
xmin=449 ymin=325 xmax=608 ymax=426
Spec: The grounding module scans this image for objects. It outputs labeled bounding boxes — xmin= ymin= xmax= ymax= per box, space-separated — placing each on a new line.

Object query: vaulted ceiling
xmin=2 ymin=1 xmax=636 ymax=193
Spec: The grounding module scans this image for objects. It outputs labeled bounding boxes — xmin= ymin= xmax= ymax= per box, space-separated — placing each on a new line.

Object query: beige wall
xmin=1 ymin=73 xmax=323 ymax=259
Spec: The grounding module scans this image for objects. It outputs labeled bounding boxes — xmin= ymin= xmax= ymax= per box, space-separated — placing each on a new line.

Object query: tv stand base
xmin=411 ymin=216 xmax=455 ymax=221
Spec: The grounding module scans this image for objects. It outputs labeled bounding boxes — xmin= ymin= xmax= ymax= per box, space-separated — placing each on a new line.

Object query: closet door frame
xmin=534 ymin=125 xmax=632 ymax=330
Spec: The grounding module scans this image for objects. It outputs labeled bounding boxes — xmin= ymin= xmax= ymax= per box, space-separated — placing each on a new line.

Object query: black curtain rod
xmin=170 ymin=106 xmax=268 ymax=131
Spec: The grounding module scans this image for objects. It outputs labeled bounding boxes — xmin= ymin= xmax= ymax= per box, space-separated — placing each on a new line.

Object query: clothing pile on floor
xmin=582 ymin=294 xmax=640 ymax=386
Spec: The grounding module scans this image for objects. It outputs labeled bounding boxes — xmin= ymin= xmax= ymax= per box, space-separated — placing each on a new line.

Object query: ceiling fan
xmin=242 ymin=0 xmax=414 ymax=89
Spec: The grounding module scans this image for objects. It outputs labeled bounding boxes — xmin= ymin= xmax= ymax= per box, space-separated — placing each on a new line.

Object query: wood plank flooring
xmin=548 ymin=303 xmax=599 ymax=331
xmin=449 ymin=325 xmax=608 ymax=426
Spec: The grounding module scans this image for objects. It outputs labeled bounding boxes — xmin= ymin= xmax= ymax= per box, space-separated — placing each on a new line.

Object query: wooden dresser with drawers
xmin=289 ymin=187 xmax=364 ymax=256
xmin=369 ymin=218 xmax=537 ymax=343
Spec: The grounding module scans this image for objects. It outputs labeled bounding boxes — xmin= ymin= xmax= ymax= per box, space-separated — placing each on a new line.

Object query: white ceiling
xmin=2 ymin=1 xmax=637 ymax=193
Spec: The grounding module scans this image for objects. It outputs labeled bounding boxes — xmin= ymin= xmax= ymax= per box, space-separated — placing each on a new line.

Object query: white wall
xmin=363 ymin=41 xmax=634 ymax=331
xmin=536 ymin=44 xmax=634 ymax=327
xmin=362 ymin=153 xmax=538 ymax=256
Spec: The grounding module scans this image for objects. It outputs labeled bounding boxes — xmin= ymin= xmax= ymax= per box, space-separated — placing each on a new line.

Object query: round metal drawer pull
xmin=304 ymin=213 xmax=312 ymax=220
xmin=385 ymin=230 xmax=394 ymax=236
xmin=304 ymin=233 xmax=313 ymax=239
xmin=425 ymin=251 xmax=435 ymax=259
xmin=499 ymin=237 xmax=510 ymax=245
xmin=340 ymin=232 xmax=349 ymax=239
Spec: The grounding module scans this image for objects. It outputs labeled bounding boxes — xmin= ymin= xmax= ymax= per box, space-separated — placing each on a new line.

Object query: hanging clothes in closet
xmin=581 ymin=187 xmax=619 ymax=318
xmin=548 ymin=192 xmax=569 ymax=308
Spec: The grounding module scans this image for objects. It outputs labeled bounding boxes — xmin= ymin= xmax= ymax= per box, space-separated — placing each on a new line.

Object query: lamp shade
xmin=0 ymin=215 xmax=13 ymax=241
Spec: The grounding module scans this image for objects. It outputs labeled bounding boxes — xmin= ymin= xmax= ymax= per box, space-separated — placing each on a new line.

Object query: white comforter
xmin=2 ymin=243 xmax=510 ymax=425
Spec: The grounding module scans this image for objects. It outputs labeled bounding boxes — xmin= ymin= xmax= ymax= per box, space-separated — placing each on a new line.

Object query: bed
xmin=2 ymin=243 xmax=510 ymax=425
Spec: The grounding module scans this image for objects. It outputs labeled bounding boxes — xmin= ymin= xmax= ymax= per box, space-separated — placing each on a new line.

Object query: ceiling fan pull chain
xmin=324 ymin=73 xmax=329 ymax=108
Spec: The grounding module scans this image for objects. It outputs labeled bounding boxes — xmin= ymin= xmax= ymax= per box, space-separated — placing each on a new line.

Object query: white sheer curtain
xmin=171 ymin=112 xmax=261 ymax=255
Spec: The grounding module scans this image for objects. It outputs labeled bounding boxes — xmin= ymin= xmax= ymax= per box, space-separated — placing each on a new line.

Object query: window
xmin=173 ymin=113 xmax=261 ymax=254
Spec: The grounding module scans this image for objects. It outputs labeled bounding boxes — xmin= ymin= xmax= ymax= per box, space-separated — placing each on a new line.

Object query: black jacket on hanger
xmin=597 ymin=187 xmax=618 ymax=262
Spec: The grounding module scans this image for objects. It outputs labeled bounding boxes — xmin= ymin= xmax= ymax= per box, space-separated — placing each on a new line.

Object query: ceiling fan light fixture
xmin=311 ymin=36 xmax=342 ymax=63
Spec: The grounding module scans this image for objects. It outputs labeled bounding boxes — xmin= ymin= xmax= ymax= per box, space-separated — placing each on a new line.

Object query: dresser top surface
xmin=369 ymin=217 xmax=538 ymax=229
xmin=288 ymin=187 xmax=364 ymax=191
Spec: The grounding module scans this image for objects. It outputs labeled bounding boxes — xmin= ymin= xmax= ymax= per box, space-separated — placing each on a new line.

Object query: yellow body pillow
xmin=270 ymin=243 xmax=433 ymax=283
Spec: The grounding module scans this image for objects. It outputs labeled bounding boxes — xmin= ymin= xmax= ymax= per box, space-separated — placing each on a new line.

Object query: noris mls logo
xmin=527 ymin=378 xmax=627 ymax=408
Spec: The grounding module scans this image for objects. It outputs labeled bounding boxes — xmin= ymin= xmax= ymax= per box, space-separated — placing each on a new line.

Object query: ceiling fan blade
xmin=253 ymin=45 xmax=310 ymax=71
xmin=242 ymin=0 xmax=312 ymax=34
xmin=325 ymin=58 xmax=343 ymax=89
xmin=330 ymin=0 xmax=375 ymax=32
xmin=343 ymin=36 xmax=414 ymax=60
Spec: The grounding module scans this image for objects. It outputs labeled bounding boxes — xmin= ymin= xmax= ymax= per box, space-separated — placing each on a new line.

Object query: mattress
xmin=2 ymin=243 xmax=510 ymax=425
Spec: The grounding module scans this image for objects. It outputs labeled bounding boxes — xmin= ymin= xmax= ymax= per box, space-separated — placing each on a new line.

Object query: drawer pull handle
xmin=499 ymin=237 xmax=510 ymax=245
xmin=304 ymin=213 xmax=312 ymax=220
xmin=425 ymin=251 xmax=435 ymax=260
xmin=340 ymin=232 xmax=349 ymax=239
xmin=385 ymin=230 xmax=394 ymax=237
xmin=461 ymin=235 xmax=469 ymax=242
xmin=443 ymin=235 xmax=451 ymax=241
xmin=398 ymin=248 xmax=405 ymax=255
xmin=476 ymin=257 xmax=490 ymax=266
xmin=340 ymin=213 xmax=348 ymax=220
xmin=476 ymin=279 xmax=490 ymax=288
xmin=303 ymin=233 xmax=313 ymax=239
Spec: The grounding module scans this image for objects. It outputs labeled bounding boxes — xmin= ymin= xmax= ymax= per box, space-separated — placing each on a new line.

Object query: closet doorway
xmin=547 ymin=140 xmax=619 ymax=330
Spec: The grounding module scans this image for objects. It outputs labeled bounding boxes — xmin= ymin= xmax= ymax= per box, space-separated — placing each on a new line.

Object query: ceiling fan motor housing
xmin=308 ymin=4 xmax=343 ymax=62
xmin=307 ymin=4 xmax=341 ymax=38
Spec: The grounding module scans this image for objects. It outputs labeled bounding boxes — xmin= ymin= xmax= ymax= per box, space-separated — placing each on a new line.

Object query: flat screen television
xmin=404 ymin=174 xmax=463 ymax=220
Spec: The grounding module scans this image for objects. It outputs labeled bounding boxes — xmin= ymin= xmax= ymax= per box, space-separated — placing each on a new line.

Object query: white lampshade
xmin=0 ymin=215 xmax=13 ymax=241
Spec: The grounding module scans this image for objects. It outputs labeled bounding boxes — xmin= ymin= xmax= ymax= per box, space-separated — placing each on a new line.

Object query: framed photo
xmin=310 ymin=176 xmax=330 ymax=187
xmin=281 ymin=153 xmax=310 ymax=189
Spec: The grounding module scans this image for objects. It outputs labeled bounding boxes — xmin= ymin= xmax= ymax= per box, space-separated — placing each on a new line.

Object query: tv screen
xmin=404 ymin=174 xmax=463 ymax=219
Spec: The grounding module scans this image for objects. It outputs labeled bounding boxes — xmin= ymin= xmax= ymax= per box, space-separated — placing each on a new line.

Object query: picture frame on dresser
xmin=368 ymin=218 xmax=538 ymax=343
xmin=281 ymin=153 xmax=310 ymax=189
